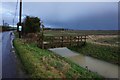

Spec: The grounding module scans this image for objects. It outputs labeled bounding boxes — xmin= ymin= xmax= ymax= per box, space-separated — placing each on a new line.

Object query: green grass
xmin=44 ymin=30 xmax=118 ymax=36
xmin=68 ymin=42 xmax=119 ymax=65
xmin=13 ymin=38 xmax=102 ymax=78
xmin=95 ymin=37 xmax=119 ymax=45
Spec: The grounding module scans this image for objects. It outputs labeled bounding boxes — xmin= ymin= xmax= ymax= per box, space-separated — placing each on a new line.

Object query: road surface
xmin=2 ymin=31 xmax=26 ymax=78
xmin=0 ymin=32 xmax=2 ymax=79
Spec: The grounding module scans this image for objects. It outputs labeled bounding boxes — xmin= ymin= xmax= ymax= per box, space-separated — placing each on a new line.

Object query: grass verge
xmin=13 ymin=38 xmax=102 ymax=79
xmin=68 ymin=42 xmax=119 ymax=65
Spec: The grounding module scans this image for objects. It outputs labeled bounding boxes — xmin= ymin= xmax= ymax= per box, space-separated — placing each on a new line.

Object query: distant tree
xmin=22 ymin=16 xmax=41 ymax=34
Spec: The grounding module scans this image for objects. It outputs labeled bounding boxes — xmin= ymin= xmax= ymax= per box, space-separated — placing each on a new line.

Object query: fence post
xmin=78 ymin=36 xmax=79 ymax=46
xmin=70 ymin=36 xmax=72 ymax=46
xmin=80 ymin=35 xmax=82 ymax=42
xmin=61 ymin=36 xmax=63 ymax=47
xmin=51 ymin=36 xmax=53 ymax=48
xmin=85 ymin=35 xmax=86 ymax=42
xmin=41 ymin=25 xmax=44 ymax=49
xmin=49 ymin=36 xmax=52 ymax=48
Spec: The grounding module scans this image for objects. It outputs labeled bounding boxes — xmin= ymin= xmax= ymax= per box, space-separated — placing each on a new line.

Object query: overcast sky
xmin=1 ymin=2 xmax=118 ymax=30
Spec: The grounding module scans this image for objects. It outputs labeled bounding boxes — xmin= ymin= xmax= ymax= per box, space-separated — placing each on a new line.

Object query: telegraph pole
xmin=3 ymin=20 xmax=4 ymax=27
xmin=19 ymin=0 xmax=22 ymax=38
xmin=13 ymin=19 xmax=14 ymax=27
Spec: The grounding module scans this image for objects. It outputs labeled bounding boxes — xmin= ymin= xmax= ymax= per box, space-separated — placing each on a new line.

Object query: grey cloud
xmin=2 ymin=2 xmax=118 ymax=30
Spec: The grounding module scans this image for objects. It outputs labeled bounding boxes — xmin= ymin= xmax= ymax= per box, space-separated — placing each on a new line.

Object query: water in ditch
xmin=49 ymin=47 xmax=119 ymax=78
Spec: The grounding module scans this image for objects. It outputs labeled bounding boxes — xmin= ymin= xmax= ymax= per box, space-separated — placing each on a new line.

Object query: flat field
xmin=44 ymin=30 xmax=118 ymax=36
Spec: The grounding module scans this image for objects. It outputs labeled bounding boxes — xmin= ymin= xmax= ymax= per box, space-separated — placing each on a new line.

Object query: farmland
xmin=44 ymin=30 xmax=118 ymax=36
xmin=44 ymin=30 xmax=119 ymax=65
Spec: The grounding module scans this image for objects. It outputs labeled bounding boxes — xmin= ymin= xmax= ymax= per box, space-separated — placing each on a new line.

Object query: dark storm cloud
xmin=1 ymin=2 xmax=118 ymax=30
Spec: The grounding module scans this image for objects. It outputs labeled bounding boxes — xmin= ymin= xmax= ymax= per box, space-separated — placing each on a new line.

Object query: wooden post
xmin=85 ymin=35 xmax=86 ymax=42
xmin=41 ymin=25 xmax=44 ymax=49
xmin=50 ymin=36 xmax=52 ymax=48
xmin=78 ymin=36 xmax=79 ymax=46
xmin=19 ymin=0 xmax=22 ymax=38
xmin=80 ymin=35 xmax=82 ymax=42
xmin=70 ymin=36 xmax=71 ymax=46
xmin=61 ymin=36 xmax=63 ymax=47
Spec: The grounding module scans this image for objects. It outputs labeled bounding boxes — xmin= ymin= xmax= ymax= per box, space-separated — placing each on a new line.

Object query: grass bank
xmin=13 ymin=38 xmax=102 ymax=78
xmin=68 ymin=42 xmax=119 ymax=65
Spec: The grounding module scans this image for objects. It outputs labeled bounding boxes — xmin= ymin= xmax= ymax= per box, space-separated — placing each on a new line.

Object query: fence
xmin=38 ymin=35 xmax=87 ymax=49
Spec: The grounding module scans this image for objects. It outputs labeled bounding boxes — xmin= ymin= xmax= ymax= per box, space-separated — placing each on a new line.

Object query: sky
xmin=1 ymin=2 xmax=119 ymax=30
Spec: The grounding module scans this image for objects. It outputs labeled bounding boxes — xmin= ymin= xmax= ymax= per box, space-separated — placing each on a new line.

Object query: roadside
xmin=0 ymin=32 xmax=2 ymax=79
xmin=2 ymin=31 xmax=27 ymax=78
xmin=13 ymin=35 xmax=102 ymax=78
xmin=11 ymin=32 xmax=28 ymax=78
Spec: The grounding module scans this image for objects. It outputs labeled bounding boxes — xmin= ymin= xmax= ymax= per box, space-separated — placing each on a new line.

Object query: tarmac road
xmin=2 ymin=31 xmax=26 ymax=78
